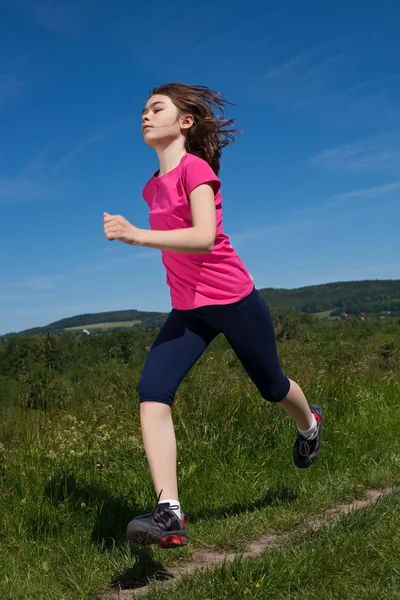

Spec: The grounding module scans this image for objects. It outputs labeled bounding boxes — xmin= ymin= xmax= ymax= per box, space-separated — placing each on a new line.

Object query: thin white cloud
xmin=291 ymin=73 xmax=400 ymax=109
xmin=310 ymin=132 xmax=400 ymax=174
xmin=0 ymin=176 xmax=55 ymax=205
xmin=230 ymin=182 xmax=400 ymax=237
xmin=231 ymin=217 xmax=322 ymax=245
xmin=0 ymin=294 xmax=54 ymax=301
xmin=0 ymin=147 xmax=56 ymax=205
xmin=80 ymin=250 xmax=157 ymax=272
xmin=328 ymin=182 xmax=400 ymax=205
xmin=0 ymin=52 xmax=45 ymax=112
xmin=244 ymin=36 xmax=400 ymax=128
xmin=53 ymin=119 xmax=133 ymax=174
xmin=231 ymin=181 xmax=400 ymax=245
xmin=255 ymin=42 xmax=364 ymax=110
xmin=1 ymin=275 xmax=67 ymax=290
xmin=1 ymin=121 xmax=128 ymax=204
xmin=293 ymin=182 xmax=400 ymax=218
xmin=53 ymin=131 xmax=110 ymax=174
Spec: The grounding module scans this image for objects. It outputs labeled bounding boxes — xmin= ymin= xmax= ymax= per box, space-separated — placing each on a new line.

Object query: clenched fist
xmin=103 ymin=212 xmax=143 ymax=245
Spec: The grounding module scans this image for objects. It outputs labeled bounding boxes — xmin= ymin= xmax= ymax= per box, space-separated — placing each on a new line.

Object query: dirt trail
xmin=99 ymin=486 xmax=394 ymax=599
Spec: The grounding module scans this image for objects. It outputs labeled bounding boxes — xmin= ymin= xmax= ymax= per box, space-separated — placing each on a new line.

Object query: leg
xmin=279 ymin=379 xmax=313 ymax=430
xmin=201 ymin=289 xmax=323 ymax=469
xmin=137 ymin=309 xmax=218 ymax=501
xmin=219 ymin=289 xmax=313 ymax=429
xmin=139 ymin=402 xmax=179 ymax=500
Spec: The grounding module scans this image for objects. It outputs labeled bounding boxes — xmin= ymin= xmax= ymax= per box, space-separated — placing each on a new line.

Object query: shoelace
xmin=299 ymin=439 xmax=311 ymax=457
xmin=299 ymin=431 xmax=318 ymax=457
xmin=154 ymin=489 xmax=180 ymax=511
xmin=151 ymin=489 xmax=180 ymax=525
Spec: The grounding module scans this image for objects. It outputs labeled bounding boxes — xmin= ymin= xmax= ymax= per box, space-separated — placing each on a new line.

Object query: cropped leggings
xmin=137 ymin=286 xmax=291 ymax=407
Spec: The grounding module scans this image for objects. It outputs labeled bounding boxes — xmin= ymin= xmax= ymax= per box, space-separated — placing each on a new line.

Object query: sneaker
xmin=293 ymin=404 xmax=323 ymax=469
xmin=126 ymin=491 xmax=189 ymax=549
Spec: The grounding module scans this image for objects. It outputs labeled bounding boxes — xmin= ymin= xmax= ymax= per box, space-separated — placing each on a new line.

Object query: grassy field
xmin=143 ymin=491 xmax=400 ymax=599
xmin=0 ymin=319 xmax=399 ymax=599
xmin=65 ymin=320 xmax=142 ymax=332
xmin=313 ymin=309 xmax=337 ymax=319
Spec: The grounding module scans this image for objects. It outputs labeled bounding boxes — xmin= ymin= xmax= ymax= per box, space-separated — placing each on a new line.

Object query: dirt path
xmin=99 ymin=486 xmax=394 ymax=599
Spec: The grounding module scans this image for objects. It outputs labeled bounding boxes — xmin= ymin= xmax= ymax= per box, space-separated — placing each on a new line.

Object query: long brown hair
xmin=149 ymin=83 xmax=240 ymax=175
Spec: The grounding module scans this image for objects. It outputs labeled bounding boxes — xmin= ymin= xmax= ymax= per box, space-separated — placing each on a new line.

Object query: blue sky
xmin=1 ymin=0 xmax=399 ymax=334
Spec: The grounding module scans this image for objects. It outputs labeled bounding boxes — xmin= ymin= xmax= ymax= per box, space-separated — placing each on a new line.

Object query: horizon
xmin=4 ymin=277 xmax=399 ymax=335
xmin=1 ymin=0 xmax=400 ymax=334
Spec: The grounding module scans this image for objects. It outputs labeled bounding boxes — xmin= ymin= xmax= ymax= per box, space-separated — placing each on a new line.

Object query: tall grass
xmin=0 ymin=319 xmax=399 ymax=599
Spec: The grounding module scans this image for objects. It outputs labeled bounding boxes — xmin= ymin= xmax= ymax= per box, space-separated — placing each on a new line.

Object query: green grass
xmin=143 ymin=491 xmax=400 ymax=599
xmin=0 ymin=324 xmax=399 ymax=599
xmin=65 ymin=320 xmax=142 ymax=331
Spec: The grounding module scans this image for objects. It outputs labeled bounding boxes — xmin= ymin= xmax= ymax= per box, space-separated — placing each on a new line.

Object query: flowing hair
xmin=149 ymin=83 xmax=240 ymax=175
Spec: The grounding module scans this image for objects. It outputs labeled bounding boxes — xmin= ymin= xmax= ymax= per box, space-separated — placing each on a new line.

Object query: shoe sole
xmin=126 ymin=525 xmax=189 ymax=548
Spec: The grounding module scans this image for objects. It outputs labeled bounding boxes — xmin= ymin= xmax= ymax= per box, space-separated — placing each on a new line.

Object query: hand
xmin=103 ymin=212 xmax=143 ymax=245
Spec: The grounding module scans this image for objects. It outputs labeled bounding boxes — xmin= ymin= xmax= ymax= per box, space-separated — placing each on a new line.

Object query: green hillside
xmin=2 ymin=279 xmax=399 ymax=338
xmin=3 ymin=309 xmax=168 ymax=338
xmin=257 ymin=279 xmax=400 ymax=315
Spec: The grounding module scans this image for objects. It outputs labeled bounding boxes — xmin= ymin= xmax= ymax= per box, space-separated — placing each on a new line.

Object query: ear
xmin=180 ymin=113 xmax=194 ymax=130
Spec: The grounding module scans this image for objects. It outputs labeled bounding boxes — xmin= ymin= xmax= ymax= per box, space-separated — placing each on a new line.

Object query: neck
xmin=155 ymin=139 xmax=187 ymax=176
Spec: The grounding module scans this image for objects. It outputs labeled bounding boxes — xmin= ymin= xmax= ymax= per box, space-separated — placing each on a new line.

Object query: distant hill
xmin=257 ymin=279 xmax=400 ymax=316
xmin=2 ymin=309 xmax=168 ymax=339
xmin=2 ymin=279 xmax=399 ymax=338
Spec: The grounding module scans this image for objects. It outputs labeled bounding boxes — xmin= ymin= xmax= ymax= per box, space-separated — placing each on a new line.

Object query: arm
xmin=103 ymin=184 xmax=217 ymax=253
xmin=138 ymin=183 xmax=216 ymax=253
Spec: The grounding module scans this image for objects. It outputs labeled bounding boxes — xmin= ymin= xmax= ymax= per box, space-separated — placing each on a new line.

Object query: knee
xmin=260 ymin=376 xmax=291 ymax=403
xmin=139 ymin=400 xmax=171 ymax=418
xmin=137 ymin=376 xmax=175 ymax=407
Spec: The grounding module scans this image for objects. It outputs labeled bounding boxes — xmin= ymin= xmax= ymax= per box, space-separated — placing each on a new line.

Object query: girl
xmin=103 ymin=83 xmax=323 ymax=549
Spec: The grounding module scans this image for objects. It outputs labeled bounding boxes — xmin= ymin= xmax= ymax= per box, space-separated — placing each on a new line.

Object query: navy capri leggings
xmin=137 ymin=286 xmax=291 ymax=407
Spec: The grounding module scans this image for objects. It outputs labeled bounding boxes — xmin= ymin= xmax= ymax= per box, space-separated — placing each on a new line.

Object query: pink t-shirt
xmin=142 ymin=152 xmax=254 ymax=310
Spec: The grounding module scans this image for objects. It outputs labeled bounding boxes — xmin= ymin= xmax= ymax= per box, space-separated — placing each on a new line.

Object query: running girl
xmin=103 ymin=83 xmax=323 ymax=549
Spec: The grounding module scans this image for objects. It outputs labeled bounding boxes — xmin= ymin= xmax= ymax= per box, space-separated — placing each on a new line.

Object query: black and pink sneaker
xmin=126 ymin=492 xmax=189 ymax=549
xmin=293 ymin=404 xmax=323 ymax=469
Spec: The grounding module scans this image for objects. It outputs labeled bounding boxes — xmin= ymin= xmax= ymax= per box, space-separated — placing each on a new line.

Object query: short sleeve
xmin=182 ymin=156 xmax=221 ymax=197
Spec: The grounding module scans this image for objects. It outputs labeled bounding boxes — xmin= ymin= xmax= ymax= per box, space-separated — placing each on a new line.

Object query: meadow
xmin=0 ymin=315 xmax=399 ymax=599
xmin=65 ymin=320 xmax=143 ymax=332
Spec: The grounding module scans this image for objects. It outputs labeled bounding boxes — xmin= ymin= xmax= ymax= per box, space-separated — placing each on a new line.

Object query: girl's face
xmin=141 ymin=94 xmax=193 ymax=148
